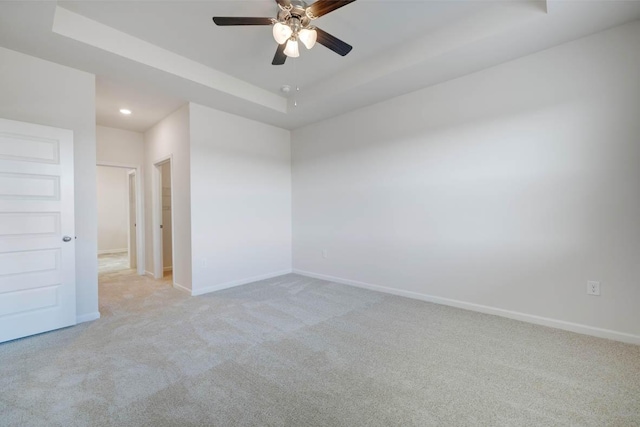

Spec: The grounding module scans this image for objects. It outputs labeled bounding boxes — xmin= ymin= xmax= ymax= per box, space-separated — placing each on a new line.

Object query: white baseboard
xmin=144 ymin=270 xmax=155 ymax=278
xmin=293 ymin=269 xmax=640 ymax=346
xmin=173 ymin=282 xmax=191 ymax=295
xmin=76 ymin=311 xmax=101 ymax=324
xmin=98 ymin=248 xmax=127 ymax=255
xmin=164 ymin=266 xmax=173 ymax=272
xmin=191 ymin=269 xmax=293 ymax=297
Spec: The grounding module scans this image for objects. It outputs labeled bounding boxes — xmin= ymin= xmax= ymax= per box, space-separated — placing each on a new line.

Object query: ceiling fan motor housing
xmin=212 ymin=0 xmax=355 ymax=65
xmin=279 ymin=0 xmax=312 ymax=28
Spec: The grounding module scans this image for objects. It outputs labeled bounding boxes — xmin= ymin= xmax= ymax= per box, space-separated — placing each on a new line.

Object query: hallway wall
xmin=144 ymin=104 xmax=192 ymax=289
xmin=97 ymin=166 xmax=130 ymax=253
xmin=96 ymin=125 xmax=144 ymax=166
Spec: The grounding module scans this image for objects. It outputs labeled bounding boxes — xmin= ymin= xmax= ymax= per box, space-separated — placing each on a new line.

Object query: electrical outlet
xmin=587 ymin=281 xmax=600 ymax=296
xmin=322 ymin=249 xmax=328 ymax=259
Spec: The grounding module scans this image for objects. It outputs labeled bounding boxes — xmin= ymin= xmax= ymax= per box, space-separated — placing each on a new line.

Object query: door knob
xmin=62 ymin=236 xmax=72 ymax=242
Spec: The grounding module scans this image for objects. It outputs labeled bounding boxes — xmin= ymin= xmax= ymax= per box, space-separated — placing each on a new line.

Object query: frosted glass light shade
xmin=272 ymin=22 xmax=292 ymax=45
xmin=284 ymin=39 xmax=300 ymax=58
xmin=298 ymin=28 xmax=317 ymax=49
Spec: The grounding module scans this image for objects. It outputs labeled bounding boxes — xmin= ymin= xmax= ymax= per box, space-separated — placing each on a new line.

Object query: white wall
xmin=97 ymin=166 xmax=129 ymax=253
xmin=144 ymin=104 xmax=191 ymax=288
xmin=0 ymin=46 xmax=98 ymax=321
xmin=292 ymin=21 xmax=640 ymax=342
xmin=96 ymin=125 xmax=144 ymax=166
xmin=189 ymin=103 xmax=292 ymax=295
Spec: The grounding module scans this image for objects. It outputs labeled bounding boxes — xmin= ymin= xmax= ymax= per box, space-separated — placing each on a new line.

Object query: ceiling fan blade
xmin=272 ymin=43 xmax=287 ymax=65
xmin=315 ymin=28 xmax=353 ymax=56
xmin=212 ymin=17 xmax=273 ymax=26
xmin=276 ymin=0 xmax=292 ymax=7
xmin=306 ymin=0 xmax=356 ymax=18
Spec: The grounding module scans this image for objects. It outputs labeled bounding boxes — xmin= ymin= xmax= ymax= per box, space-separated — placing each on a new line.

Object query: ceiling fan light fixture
xmin=212 ymin=0 xmax=356 ymax=65
xmin=298 ymin=28 xmax=317 ymax=49
xmin=273 ymin=22 xmax=293 ymax=45
xmin=284 ymin=39 xmax=300 ymax=58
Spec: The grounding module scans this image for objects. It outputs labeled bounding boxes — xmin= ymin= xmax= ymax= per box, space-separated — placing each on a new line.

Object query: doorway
xmin=153 ymin=157 xmax=174 ymax=281
xmin=96 ymin=162 xmax=144 ymax=276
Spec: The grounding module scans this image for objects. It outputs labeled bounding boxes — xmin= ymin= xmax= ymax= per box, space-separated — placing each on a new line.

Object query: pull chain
xmin=293 ymin=56 xmax=299 ymax=107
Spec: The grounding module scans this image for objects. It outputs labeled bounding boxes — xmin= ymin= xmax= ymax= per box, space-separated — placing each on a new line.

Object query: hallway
xmin=98 ymin=252 xmax=174 ymax=317
xmin=98 ymin=252 xmax=130 ymax=274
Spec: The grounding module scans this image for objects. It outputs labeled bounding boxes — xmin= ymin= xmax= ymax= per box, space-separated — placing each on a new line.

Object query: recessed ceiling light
xmin=119 ymin=109 xmax=132 ymax=115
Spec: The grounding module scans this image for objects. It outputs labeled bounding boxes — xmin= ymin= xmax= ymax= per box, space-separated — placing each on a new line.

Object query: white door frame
xmin=152 ymin=155 xmax=175 ymax=282
xmin=127 ymin=169 xmax=137 ymax=270
xmin=96 ymin=161 xmax=145 ymax=276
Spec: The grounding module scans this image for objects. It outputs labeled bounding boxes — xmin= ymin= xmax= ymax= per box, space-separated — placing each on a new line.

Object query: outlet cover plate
xmin=587 ymin=281 xmax=601 ymax=296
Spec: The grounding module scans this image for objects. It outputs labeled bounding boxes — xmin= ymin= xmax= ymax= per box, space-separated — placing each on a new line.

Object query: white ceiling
xmin=59 ymin=0 xmax=488 ymax=95
xmin=1 ymin=1 xmax=640 ymax=131
xmin=96 ymin=77 xmax=185 ymax=132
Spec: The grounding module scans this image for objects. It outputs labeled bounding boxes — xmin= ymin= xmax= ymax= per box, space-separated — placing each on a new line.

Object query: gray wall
xmin=292 ymin=21 xmax=640 ymax=340
xmin=189 ymin=103 xmax=292 ymax=296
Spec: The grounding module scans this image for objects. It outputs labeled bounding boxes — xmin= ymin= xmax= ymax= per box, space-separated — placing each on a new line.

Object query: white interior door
xmin=0 ymin=118 xmax=75 ymax=343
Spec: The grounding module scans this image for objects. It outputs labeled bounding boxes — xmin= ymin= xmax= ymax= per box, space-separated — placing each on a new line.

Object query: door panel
xmin=0 ymin=286 xmax=59 ymax=317
xmin=0 ymin=249 xmax=59 ymax=275
xmin=0 ymin=212 xmax=60 ymax=237
xmin=0 ymin=118 xmax=75 ymax=343
xmin=0 ymin=132 xmax=60 ymax=164
xmin=0 ymin=173 xmax=60 ymax=199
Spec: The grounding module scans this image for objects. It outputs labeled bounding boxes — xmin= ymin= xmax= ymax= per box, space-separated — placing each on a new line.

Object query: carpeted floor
xmin=1 ymin=270 xmax=639 ymax=426
xmin=98 ymin=252 xmax=132 ymax=274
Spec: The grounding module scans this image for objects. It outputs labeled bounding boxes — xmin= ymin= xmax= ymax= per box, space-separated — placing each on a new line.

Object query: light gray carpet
xmin=1 ymin=271 xmax=639 ymax=426
xmin=97 ymin=252 xmax=131 ymax=274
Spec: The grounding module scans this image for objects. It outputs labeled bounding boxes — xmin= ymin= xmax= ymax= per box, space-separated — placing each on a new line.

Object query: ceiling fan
xmin=213 ymin=0 xmax=356 ymax=65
